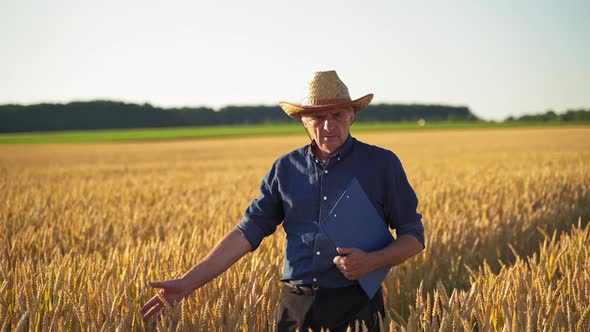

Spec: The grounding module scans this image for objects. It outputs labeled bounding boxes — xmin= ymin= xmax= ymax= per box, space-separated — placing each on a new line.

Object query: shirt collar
xmin=305 ymin=135 xmax=355 ymax=161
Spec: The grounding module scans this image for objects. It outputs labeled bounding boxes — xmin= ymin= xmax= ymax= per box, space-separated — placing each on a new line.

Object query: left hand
xmin=332 ymin=247 xmax=373 ymax=280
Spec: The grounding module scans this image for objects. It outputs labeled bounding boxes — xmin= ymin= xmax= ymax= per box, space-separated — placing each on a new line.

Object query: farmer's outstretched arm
xmin=142 ymin=229 xmax=252 ymax=321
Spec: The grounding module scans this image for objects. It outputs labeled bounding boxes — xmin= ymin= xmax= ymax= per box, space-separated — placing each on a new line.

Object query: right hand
xmin=141 ymin=278 xmax=193 ymax=322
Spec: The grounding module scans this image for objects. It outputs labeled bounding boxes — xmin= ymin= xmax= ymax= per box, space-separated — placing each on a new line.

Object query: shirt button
xmin=323 ymin=196 xmax=327 ymax=200
xmin=324 ymin=170 xmax=328 ymax=174
xmin=313 ymin=278 xmax=317 ymax=282
xmin=337 ymin=157 xmax=341 ymax=161
xmin=316 ymin=251 xmax=320 ymax=255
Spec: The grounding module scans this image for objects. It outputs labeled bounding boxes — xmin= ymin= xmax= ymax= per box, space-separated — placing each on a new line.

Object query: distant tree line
xmin=0 ymin=100 xmax=480 ymax=133
xmin=505 ymin=109 xmax=590 ymax=122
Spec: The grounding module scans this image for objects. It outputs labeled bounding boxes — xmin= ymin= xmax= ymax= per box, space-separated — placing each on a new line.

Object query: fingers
xmin=333 ymin=249 xmax=366 ymax=280
xmin=141 ymin=293 xmax=177 ymax=322
xmin=142 ymin=280 xmax=172 ymax=322
xmin=339 ymin=267 xmax=357 ymax=280
xmin=142 ymin=300 xmax=164 ymax=322
xmin=141 ymin=294 xmax=163 ymax=322
xmin=141 ymin=295 xmax=161 ymax=315
xmin=333 ymin=255 xmax=357 ymax=270
xmin=333 ymin=257 xmax=351 ymax=277
xmin=142 ymin=279 xmax=188 ymax=322
xmin=142 ymin=289 xmax=172 ymax=322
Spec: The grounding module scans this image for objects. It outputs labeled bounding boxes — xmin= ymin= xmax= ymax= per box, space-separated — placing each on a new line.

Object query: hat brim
xmin=279 ymin=94 xmax=373 ymax=118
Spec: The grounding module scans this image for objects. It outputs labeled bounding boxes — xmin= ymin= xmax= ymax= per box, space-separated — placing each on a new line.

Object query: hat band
xmin=301 ymin=98 xmax=352 ymax=106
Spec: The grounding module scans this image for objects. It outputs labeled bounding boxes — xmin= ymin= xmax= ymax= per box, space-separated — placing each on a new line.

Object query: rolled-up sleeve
xmin=384 ymin=153 xmax=425 ymax=248
xmin=236 ymin=161 xmax=284 ymax=251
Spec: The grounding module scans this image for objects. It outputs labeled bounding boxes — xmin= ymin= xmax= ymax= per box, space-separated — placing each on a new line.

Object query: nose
xmin=322 ymin=118 xmax=332 ymax=132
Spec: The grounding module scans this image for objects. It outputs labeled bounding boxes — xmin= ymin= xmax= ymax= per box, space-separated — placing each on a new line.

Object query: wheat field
xmin=1 ymin=126 xmax=589 ymax=331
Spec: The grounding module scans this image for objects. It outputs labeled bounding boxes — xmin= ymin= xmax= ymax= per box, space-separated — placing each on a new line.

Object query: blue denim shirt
xmin=236 ymin=135 xmax=424 ymax=288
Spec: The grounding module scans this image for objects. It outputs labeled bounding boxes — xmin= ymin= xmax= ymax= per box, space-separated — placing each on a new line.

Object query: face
xmin=300 ymin=106 xmax=355 ymax=155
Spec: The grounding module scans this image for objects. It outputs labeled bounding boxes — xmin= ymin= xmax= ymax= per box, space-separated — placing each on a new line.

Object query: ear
xmin=350 ymin=109 xmax=357 ymax=125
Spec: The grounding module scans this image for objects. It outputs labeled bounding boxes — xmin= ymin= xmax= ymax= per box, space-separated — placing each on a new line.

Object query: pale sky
xmin=1 ymin=0 xmax=588 ymax=120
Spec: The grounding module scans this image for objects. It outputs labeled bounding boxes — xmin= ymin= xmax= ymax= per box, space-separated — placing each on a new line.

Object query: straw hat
xmin=279 ymin=70 xmax=373 ymax=118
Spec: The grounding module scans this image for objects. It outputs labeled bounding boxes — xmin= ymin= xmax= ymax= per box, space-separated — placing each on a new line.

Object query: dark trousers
xmin=276 ymin=283 xmax=385 ymax=332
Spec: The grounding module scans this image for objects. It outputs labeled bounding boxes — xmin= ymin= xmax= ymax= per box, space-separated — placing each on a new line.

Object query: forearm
xmin=181 ymin=229 xmax=252 ymax=291
xmin=367 ymin=235 xmax=423 ymax=271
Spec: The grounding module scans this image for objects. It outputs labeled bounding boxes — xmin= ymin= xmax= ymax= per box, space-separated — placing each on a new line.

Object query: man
xmin=142 ymin=71 xmax=425 ymax=331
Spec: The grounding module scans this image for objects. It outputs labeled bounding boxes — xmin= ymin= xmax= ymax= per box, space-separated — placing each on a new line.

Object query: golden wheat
xmin=410 ymin=221 xmax=590 ymax=331
xmin=1 ymin=126 xmax=589 ymax=331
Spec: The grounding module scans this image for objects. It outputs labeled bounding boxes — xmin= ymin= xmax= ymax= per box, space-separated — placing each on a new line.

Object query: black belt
xmin=284 ymin=282 xmax=320 ymax=294
xmin=282 ymin=282 xmax=361 ymax=295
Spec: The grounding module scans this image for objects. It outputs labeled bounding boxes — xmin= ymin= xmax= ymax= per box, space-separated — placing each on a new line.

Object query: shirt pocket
xmin=289 ymin=169 xmax=315 ymax=201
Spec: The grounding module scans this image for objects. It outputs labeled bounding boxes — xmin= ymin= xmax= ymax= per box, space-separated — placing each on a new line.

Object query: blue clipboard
xmin=320 ymin=177 xmax=393 ymax=299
